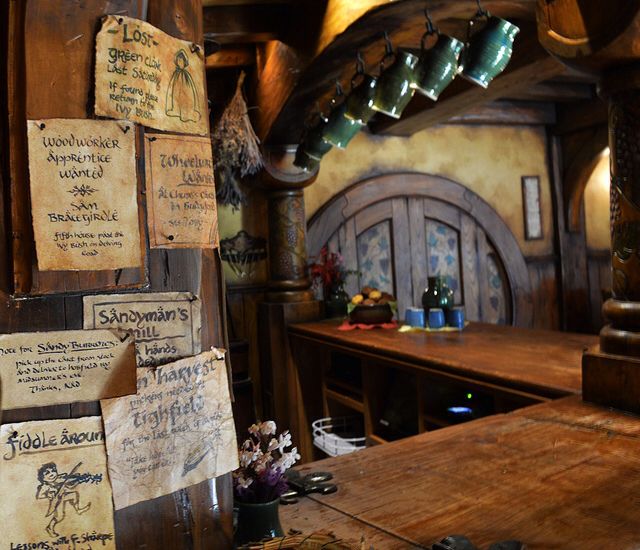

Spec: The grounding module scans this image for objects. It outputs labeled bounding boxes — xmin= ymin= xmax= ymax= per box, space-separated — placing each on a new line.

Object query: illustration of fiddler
xmin=166 ymin=49 xmax=201 ymax=123
xmin=36 ymin=462 xmax=91 ymax=537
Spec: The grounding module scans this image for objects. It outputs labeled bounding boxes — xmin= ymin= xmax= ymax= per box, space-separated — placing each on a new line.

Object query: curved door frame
xmin=308 ymin=172 xmax=533 ymax=327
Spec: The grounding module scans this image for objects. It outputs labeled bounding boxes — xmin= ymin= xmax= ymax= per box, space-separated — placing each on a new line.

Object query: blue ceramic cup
xmin=428 ymin=308 xmax=445 ymax=329
xmin=448 ymin=306 xmax=465 ymax=329
xmin=405 ymin=307 xmax=425 ymax=328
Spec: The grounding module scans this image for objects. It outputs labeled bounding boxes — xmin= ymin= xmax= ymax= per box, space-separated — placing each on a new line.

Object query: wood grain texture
xmin=289 ymin=320 xmax=594 ymax=398
xmin=293 ymin=396 xmax=640 ymax=549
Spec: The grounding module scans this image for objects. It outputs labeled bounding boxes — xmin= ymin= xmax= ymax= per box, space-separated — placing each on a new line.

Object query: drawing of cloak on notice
xmin=166 ymin=49 xmax=201 ymax=123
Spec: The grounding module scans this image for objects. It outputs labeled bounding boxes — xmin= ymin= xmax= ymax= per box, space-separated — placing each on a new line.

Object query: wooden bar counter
xmin=287 ymin=321 xmax=597 ymax=460
xmin=281 ymin=396 xmax=640 ymax=549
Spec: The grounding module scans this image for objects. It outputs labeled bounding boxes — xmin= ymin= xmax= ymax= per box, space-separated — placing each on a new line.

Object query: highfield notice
xmin=100 ymin=349 xmax=238 ymax=509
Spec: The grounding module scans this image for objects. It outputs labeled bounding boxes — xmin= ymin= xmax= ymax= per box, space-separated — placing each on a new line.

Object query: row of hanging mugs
xmin=294 ymin=1 xmax=520 ymax=171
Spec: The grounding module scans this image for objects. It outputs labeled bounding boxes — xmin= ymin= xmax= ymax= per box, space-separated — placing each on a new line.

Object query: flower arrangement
xmin=233 ymin=421 xmax=301 ymax=504
xmin=309 ymin=246 xmax=357 ymax=299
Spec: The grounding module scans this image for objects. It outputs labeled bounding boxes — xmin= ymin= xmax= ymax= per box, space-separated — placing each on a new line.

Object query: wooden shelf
xmin=325 ymin=388 xmax=364 ymax=413
xmin=325 ymin=376 xmax=362 ymax=398
xmin=422 ymin=413 xmax=452 ymax=428
xmin=368 ymin=433 xmax=388 ymax=446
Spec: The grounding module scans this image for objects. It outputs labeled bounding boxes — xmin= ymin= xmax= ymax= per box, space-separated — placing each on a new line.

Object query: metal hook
xmin=424 ymin=8 xmax=436 ymax=35
xmin=356 ymin=51 xmax=365 ymax=75
xmin=335 ymin=79 xmax=344 ymax=97
xmin=475 ymin=0 xmax=489 ymax=16
xmin=383 ymin=31 xmax=394 ymax=58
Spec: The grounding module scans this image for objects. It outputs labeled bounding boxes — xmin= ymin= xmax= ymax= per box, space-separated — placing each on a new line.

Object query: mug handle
xmin=466 ymin=5 xmax=491 ymax=42
xmin=421 ymin=8 xmax=440 ymax=52
xmin=378 ymin=30 xmax=396 ymax=74
xmin=350 ymin=51 xmax=366 ymax=90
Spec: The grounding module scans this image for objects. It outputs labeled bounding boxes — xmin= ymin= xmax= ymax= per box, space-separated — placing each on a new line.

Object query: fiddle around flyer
xmin=1 ymin=417 xmax=116 ymax=550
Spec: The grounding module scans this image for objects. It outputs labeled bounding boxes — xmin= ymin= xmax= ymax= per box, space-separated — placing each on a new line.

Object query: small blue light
xmin=447 ymin=406 xmax=472 ymax=415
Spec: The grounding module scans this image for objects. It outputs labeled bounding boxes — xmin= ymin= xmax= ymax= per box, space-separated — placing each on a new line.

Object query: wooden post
xmin=258 ymin=146 xmax=322 ymax=436
xmin=537 ymin=0 xmax=640 ymax=413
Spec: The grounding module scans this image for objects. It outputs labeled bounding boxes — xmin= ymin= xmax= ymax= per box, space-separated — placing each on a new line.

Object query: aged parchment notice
xmin=144 ymin=134 xmax=219 ymax=249
xmin=95 ymin=15 xmax=208 ymax=135
xmin=27 ymin=118 xmax=142 ymax=271
xmin=0 ymin=330 xmax=136 ymax=410
xmin=101 ymin=349 xmax=238 ymax=509
xmin=83 ymin=291 xmax=202 ymax=368
xmin=1 ymin=417 xmax=116 ymax=549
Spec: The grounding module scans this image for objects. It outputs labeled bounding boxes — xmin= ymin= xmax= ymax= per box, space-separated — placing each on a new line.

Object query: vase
xmin=234 ymin=498 xmax=284 ymax=546
xmin=422 ymin=276 xmax=454 ymax=315
xmin=325 ymin=283 xmax=349 ymax=318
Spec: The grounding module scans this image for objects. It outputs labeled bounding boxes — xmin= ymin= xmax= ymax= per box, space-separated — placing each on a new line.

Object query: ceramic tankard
xmin=323 ymin=99 xmax=365 ymax=149
xmin=372 ymin=48 xmax=419 ymax=119
xmin=459 ymin=12 xmax=520 ymax=89
xmin=413 ymin=32 xmax=465 ymax=100
xmin=344 ymin=74 xmax=378 ymax=124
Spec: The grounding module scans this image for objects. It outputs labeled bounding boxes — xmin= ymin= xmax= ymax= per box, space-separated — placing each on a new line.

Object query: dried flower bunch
xmin=211 ymin=71 xmax=263 ymax=211
xmin=233 ymin=421 xmax=301 ymax=504
xmin=309 ymin=246 xmax=358 ymax=299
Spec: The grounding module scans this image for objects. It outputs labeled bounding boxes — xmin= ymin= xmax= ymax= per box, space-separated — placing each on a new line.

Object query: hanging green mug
xmin=459 ymin=13 xmax=520 ymax=89
xmin=293 ymin=146 xmax=320 ymax=172
xmin=300 ymin=115 xmax=332 ymax=160
xmin=344 ymin=74 xmax=378 ymax=124
xmin=372 ymin=48 xmax=419 ymax=119
xmin=412 ymin=33 xmax=465 ymax=101
xmin=323 ymin=100 xmax=365 ymax=149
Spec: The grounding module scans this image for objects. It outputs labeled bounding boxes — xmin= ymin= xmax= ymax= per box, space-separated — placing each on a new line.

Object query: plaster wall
xmin=305 ymin=124 xmax=554 ymax=257
xmin=584 ymin=151 xmax=611 ymax=252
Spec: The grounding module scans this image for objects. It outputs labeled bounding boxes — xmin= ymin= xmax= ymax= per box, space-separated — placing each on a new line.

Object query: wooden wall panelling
xmin=547 ymin=133 xmax=592 ymax=332
xmin=408 ymin=197 xmax=428 ymax=309
xmin=526 ymin=256 xmax=561 ymax=330
xmin=391 ymin=198 xmax=412 ymax=315
xmin=460 ymin=214 xmax=481 ymax=322
xmin=586 ymin=249 xmax=611 ymax=332
xmin=2 ymin=0 xmax=234 ymax=548
xmin=13 ymin=0 xmax=148 ymax=295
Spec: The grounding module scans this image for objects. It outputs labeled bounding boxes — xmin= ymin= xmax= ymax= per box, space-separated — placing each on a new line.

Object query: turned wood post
xmin=537 ymin=0 xmax=640 ymax=412
xmin=262 ymin=146 xmax=317 ymax=302
xmin=258 ymin=146 xmax=322 ymax=433
xmin=598 ymin=67 xmax=640 ymax=356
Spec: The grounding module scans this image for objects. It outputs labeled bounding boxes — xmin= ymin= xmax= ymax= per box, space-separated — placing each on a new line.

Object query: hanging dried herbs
xmin=212 ymin=71 xmax=263 ymax=211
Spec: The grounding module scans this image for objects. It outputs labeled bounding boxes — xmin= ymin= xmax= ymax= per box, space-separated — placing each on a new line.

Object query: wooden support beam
xmin=553 ymin=98 xmax=608 ymax=135
xmin=206 ymin=46 xmax=255 ymax=69
xmin=503 ymin=81 xmax=595 ymax=102
xmin=371 ymin=34 xmax=564 ymax=136
xmin=203 ymin=4 xmax=289 ymax=43
xmin=446 ymin=100 xmax=556 ymax=126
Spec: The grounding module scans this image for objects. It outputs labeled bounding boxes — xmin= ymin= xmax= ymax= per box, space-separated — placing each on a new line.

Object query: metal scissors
xmin=280 ymin=470 xmax=338 ymax=504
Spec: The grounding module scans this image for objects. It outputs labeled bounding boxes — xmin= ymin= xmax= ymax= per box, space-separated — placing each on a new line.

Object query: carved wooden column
xmin=267 ymin=187 xmax=314 ymax=302
xmin=538 ymin=0 xmax=640 ymax=413
xmin=258 ymin=147 xmax=321 ymax=447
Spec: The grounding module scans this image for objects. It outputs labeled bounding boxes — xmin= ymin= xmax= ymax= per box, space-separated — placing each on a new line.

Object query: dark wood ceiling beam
xmin=205 ymin=46 xmax=255 ymax=69
xmin=370 ymin=32 xmax=565 ymax=136
xmin=203 ymin=4 xmax=289 ymax=43
xmin=553 ymin=98 xmax=608 ymax=135
xmin=503 ymin=81 xmax=595 ymax=102
xmin=447 ymin=100 xmax=556 ymax=126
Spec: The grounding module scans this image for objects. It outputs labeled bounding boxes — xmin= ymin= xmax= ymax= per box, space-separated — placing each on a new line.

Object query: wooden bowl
xmin=349 ymin=303 xmax=393 ymax=324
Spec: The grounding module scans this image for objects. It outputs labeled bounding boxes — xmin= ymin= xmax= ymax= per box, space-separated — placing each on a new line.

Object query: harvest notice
xmin=95 ymin=15 xmax=208 ymax=135
xmin=0 ymin=329 xmax=136 ymax=410
xmin=1 ymin=417 xmax=116 ymax=550
xmin=145 ymin=134 xmax=219 ymax=248
xmin=27 ymin=118 xmax=142 ymax=271
xmin=83 ymin=291 xmax=202 ymax=367
xmin=101 ymin=349 xmax=238 ymax=510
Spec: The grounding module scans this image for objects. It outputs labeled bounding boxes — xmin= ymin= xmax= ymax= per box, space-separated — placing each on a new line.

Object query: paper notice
xmin=1 ymin=417 xmax=116 ymax=549
xmin=27 ymin=118 xmax=142 ymax=271
xmin=95 ymin=15 xmax=208 ymax=135
xmin=144 ymin=134 xmax=219 ymax=249
xmin=101 ymin=349 xmax=238 ymax=510
xmin=83 ymin=292 xmax=202 ymax=367
xmin=0 ymin=330 xmax=136 ymax=410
